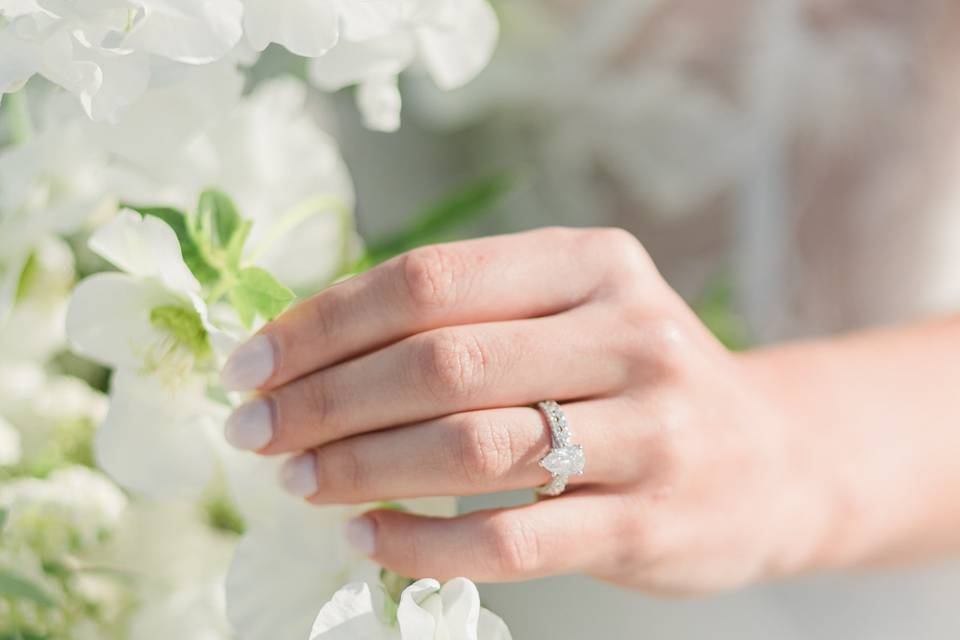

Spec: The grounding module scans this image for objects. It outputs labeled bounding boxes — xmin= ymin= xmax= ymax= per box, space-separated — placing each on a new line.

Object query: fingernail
xmin=221 ymin=335 xmax=276 ymax=391
xmin=280 ymin=452 xmax=318 ymax=497
xmin=224 ymin=398 xmax=274 ymax=450
xmin=344 ymin=516 xmax=376 ymax=555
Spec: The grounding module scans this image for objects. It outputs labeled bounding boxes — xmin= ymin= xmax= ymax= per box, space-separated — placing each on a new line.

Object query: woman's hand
xmin=219 ymin=227 xmax=834 ymax=594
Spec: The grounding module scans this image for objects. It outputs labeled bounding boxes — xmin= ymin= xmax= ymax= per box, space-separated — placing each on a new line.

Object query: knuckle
xmin=399 ymin=245 xmax=461 ymax=311
xmin=594 ymin=227 xmax=651 ymax=270
xmin=315 ymin=444 xmax=365 ymax=497
xmin=419 ymin=330 xmax=489 ymax=400
xmin=617 ymin=508 xmax=671 ymax=567
xmin=483 ymin=514 xmax=541 ymax=577
xmin=453 ymin=416 xmax=515 ymax=485
xmin=301 ymin=374 xmax=332 ymax=427
xmin=622 ymin=317 xmax=694 ymax=377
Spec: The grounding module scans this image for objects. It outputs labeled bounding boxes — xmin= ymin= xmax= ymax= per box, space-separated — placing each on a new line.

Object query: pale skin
xmin=220 ymin=227 xmax=960 ymax=594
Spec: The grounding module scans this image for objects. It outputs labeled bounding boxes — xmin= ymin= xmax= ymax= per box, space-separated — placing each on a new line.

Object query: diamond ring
xmin=535 ymin=400 xmax=585 ymax=496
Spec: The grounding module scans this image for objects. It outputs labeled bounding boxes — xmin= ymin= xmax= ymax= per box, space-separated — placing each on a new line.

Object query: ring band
xmin=535 ymin=400 xmax=585 ymax=496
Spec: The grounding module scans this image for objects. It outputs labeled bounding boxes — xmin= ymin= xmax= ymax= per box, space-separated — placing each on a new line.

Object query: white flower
xmin=0 ymin=0 xmax=244 ymax=121
xmin=65 ymin=208 xmax=214 ymax=386
xmin=95 ymin=369 xmax=227 ymax=499
xmin=113 ymin=77 xmax=358 ymax=292
xmin=310 ymin=578 xmax=512 ymax=640
xmin=222 ymin=451 xmax=457 ymax=640
xmin=0 ymin=466 xmax=127 ymax=558
xmin=308 ymin=0 xmax=499 ymax=131
xmin=0 ymin=414 xmax=21 ymax=466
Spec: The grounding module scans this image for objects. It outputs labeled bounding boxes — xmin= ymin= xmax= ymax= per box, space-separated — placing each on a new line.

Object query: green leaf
xmin=126 ymin=204 xmax=220 ymax=286
xmin=363 ymin=171 xmax=516 ymax=265
xmin=228 ymin=267 xmax=295 ymax=328
xmin=0 ymin=507 xmax=7 ymax=530
xmin=13 ymin=252 xmax=37 ymax=302
xmin=0 ymin=570 xmax=56 ymax=607
xmin=197 ymin=189 xmax=242 ymax=249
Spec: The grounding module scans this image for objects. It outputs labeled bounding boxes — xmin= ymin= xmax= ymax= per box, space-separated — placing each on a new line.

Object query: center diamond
xmin=539 ymin=444 xmax=585 ymax=477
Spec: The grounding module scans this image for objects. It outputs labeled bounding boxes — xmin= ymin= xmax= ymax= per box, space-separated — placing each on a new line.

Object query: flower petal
xmin=243 ymin=0 xmax=339 ymax=57
xmin=438 ymin=578 xmax=482 ymax=640
xmin=308 ymin=31 xmax=415 ymax=91
xmin=397 ymin=579 xmax=444 ymax=639
xmin=309 ymin=582 xmax=394 ymax=640
xmin=415 ymin=0 xmax=499 ymax=90
xmin=356 ymin=75 xmax=402 ymax=132
xmin=65 ymin=272 xmax=180 ymax=369
xmin=125 ymin=0 xmax=244 ymax=64
xmin=95 ymin=370 xmax=221 ymax=499
xmin=88 ymin=209 xmax=200 ymax=294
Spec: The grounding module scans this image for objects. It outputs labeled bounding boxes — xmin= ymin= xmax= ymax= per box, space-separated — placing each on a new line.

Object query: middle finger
xmin=225 ymin=306 xmax=632 ymax=454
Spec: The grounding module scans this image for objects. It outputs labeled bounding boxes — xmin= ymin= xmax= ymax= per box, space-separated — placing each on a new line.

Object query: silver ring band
xmin=535 ymin=400 xmax=585 ymax=496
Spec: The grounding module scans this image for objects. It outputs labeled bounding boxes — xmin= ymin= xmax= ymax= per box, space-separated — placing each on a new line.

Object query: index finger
xmin=220 ymin=227 xmax=624 ymax=391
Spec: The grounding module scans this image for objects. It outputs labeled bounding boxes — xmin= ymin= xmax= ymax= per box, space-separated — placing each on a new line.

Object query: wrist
xmin=736 ymin=345 xmax=870 ymax=578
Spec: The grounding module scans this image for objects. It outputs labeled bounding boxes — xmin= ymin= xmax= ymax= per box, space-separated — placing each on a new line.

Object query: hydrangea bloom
xmin=310 ymin=577 xmax=512 ymax=639
xmin=0 ymin=466 xmax=127 ymax=559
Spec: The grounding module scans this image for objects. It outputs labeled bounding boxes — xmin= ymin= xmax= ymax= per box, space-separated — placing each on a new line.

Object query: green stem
xmin=205 ymin=274 xmax=236 ymax=306
xmin=3 ymin=90 xmax=34 ymax=145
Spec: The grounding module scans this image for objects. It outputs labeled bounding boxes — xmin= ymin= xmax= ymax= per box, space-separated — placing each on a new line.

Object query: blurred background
xmin=322 ymin=0 xmax=960 ymax=637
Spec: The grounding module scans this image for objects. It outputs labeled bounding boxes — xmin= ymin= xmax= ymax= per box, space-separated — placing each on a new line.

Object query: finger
xmin=345 ymin=491 xmax=634 ymax=582
xmin=277 ymin=398 xmax=646 ymax=503
xmin=230 ymin=306 xmax=633 ymax=454
xmin=221 ymin=227 xmax=646 ymax=391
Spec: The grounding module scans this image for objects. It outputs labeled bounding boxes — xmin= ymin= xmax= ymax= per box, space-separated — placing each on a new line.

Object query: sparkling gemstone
xmin=539 ymin=445 xmax=585 ymax=477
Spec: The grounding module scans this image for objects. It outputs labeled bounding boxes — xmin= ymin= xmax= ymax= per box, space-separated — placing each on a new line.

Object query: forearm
xmin=742 ymin=316 xmax=960 ymax=573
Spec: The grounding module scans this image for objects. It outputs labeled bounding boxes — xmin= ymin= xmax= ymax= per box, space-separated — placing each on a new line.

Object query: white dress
xmin=341 ymin=0 xmax=960 ymax=636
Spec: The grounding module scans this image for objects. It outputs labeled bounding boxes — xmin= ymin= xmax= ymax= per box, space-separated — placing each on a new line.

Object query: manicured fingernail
xmin=221 ymin=335 xmax=276 ymax=391
xmin=280 ymin=452 xmax=318 ymax=497
xmin=224 ymin=398 xmax=274 ymax=450
xmin=344 ymin=516 xmax=376 ymax=555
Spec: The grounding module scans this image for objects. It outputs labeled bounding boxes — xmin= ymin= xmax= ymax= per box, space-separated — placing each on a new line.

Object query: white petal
xmin=438 ymin=578 xmax=482 ymax=640
xmin=65 ymin=272 xmax=180 ymax=369
xmin=125 ymin=0 xmax=243 ymax=64
xmin=308 ymin=582 xmax=394 ymax=639
xmin=397 ymin=579 xmax=443 ymax=639
xmin=415 ymin=0 xmax=498 ymax=90
xmin=95 ymin=369 xmax=219 ymax=499
xmin=357 ymin=75 xmax=402 ymax=132
xmin=308 ymin=31 xmax=415 ymax=90
xmin=243 ymin=0 xmax=339 ymax=57
xmin=92 ymin=57 xmax=243 ymax=168
xmin=334 ymin=0 xmax=400 ymax=41
xmin=225 ymin=505 xmax=373 ymax=640
xmin=476 ymin=609 xmax=512 ymax=640
xmin=88 ymin=209 xmax=200 ymax=294
xmin=70 ymin=48 xmax=151 ymax=123
xmin=0 ymin=21 xmax=39 ymax=92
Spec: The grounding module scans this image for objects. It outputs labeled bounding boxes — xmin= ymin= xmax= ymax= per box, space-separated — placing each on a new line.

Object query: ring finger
xmin=277 ymin=396 xmax=654 ymax=503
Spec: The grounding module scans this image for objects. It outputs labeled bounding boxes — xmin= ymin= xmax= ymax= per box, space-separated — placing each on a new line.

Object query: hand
xmin=220 ymin=227 xmax=831 ymax=594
